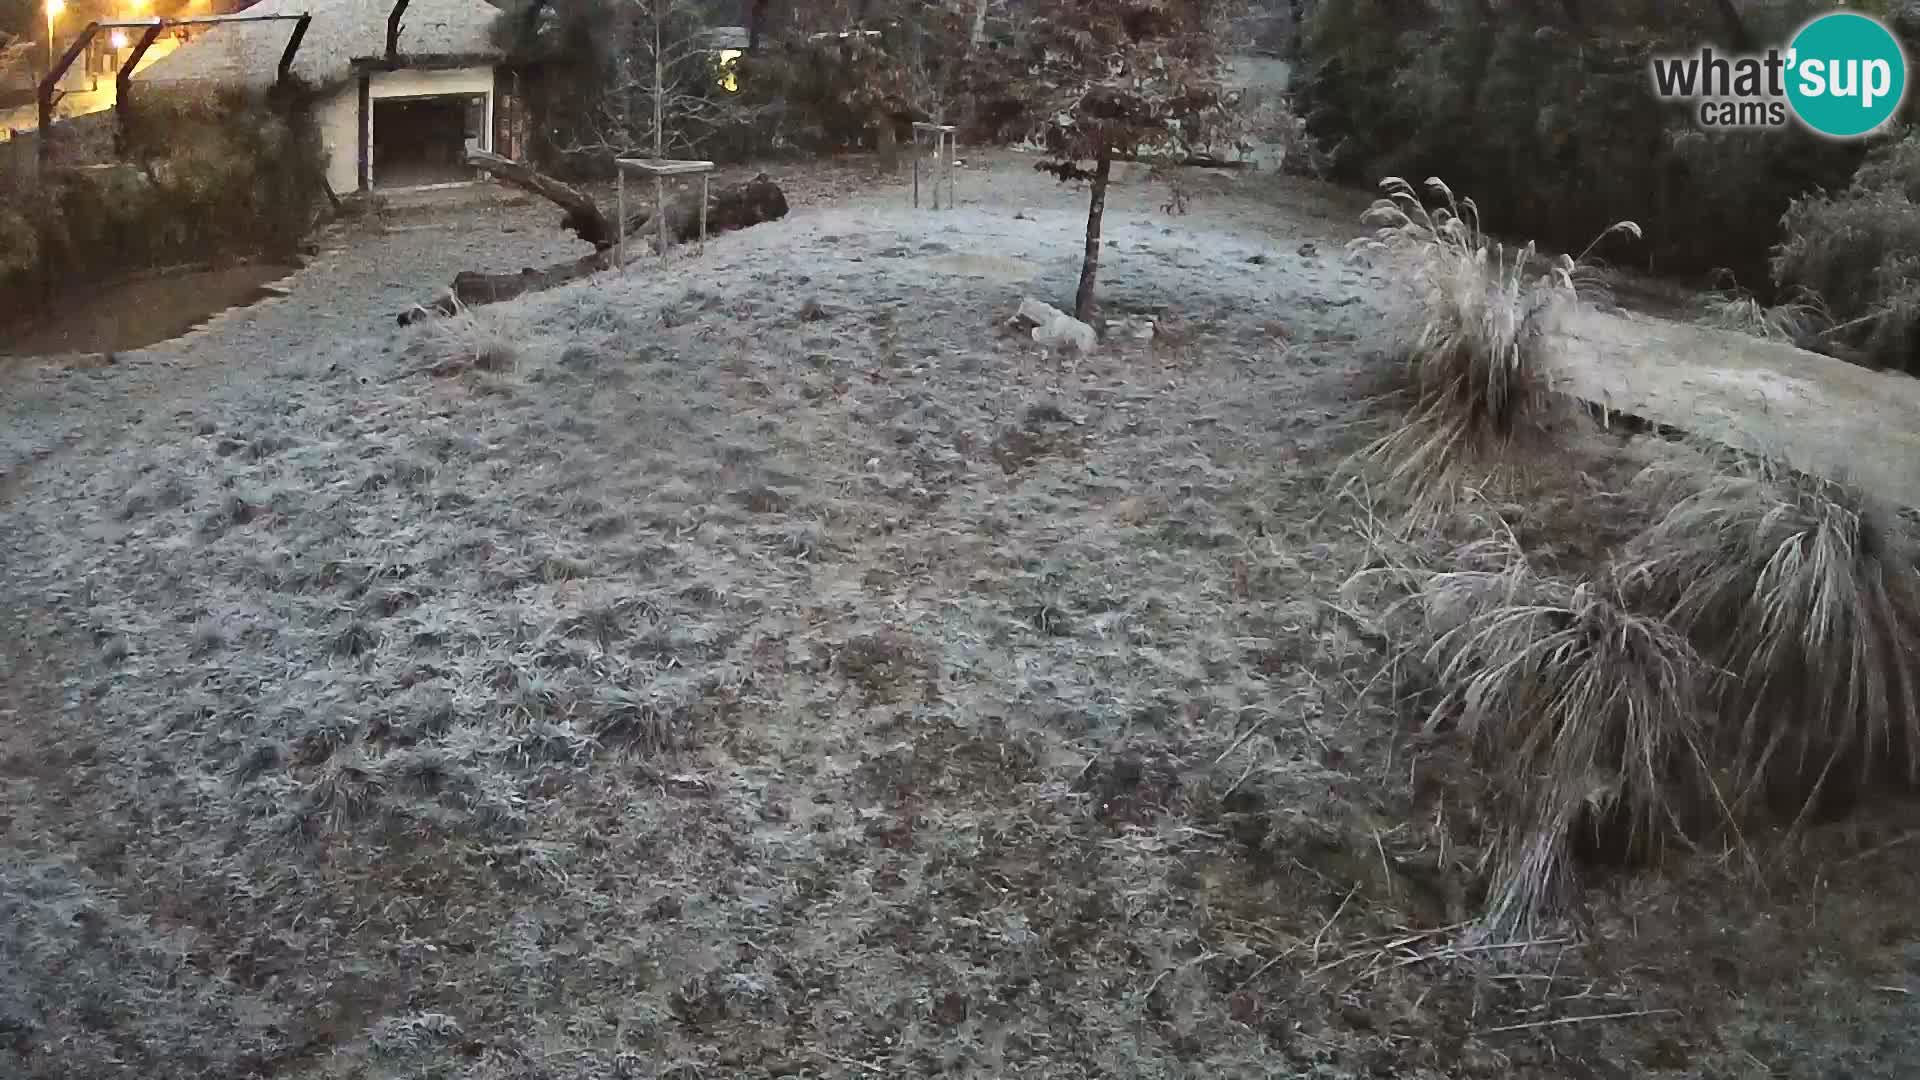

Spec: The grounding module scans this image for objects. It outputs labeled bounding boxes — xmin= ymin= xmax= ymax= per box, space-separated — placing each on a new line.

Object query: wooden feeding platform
xmin=912 ymin=123 xmax=957 ymax=210
xmin=615 ymin=157 xmax=716 ymax=264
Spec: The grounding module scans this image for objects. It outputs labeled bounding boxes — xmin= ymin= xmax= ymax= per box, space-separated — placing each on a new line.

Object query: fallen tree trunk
xmin=466 ymin=149 xmax=616 ymax=248
xmin=399 ymin=170 xmax=789 ymax=325
xmin=622 ymin=172 xmax=790 ymax=250
xmin=1111 ymin=152 xmax=1254 ymax=170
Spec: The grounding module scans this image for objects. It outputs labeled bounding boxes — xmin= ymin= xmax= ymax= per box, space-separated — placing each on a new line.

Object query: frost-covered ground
xmin=2 ymin=154 xmax=1916 ymax=1080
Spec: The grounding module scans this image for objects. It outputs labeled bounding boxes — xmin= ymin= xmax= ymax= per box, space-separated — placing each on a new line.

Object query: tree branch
xmin=465 ymin=149 xmax=617 ymax=248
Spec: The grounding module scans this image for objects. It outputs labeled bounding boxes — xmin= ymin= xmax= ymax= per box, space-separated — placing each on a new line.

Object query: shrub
xmin=1619 ymin=460 xmax=1920 ymax=825
xmin=1349 ymin=176 xmax=1638 ymax=519
xmin=1410 ymin=534 xmax=1711 ymax=935
xmin=409 ymin=301 xmax=520 ymax=376
xmin=1773 ymin=129 xmax=1920 ymax=374
xmin=1237 ymin=81 xmax=1325 ymax=177
xmin=0 ymin=85 xmax=322 ymax=322
xmin=1696 ymin=275 xmax=1826 ymax=345
xmin=1294 ymin=1 xmax=1907 ymax=287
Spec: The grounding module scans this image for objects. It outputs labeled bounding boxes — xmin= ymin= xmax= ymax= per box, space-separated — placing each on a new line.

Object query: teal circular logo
xmin=1786 ymin=13 xmax=1908 ymax=138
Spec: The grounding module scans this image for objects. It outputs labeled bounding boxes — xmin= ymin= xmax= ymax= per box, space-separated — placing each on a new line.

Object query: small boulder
xmin=1013 ymin=297 xmax=1097 ymax=355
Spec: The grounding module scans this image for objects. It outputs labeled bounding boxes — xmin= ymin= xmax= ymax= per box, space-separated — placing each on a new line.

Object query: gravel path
xmin=0 ymin=189 xmax=586 ymax=487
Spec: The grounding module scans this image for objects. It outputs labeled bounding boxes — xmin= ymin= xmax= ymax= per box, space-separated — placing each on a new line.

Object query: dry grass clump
xmin=1697 ymin=281 xmax=1825 ymax=344
xmin=1348 ymin=177 xmax=1639 ymax=521
xmin=406 ymin=300 xmax=520 ymax=376
xmin=1618 ymin=459 xmax=1920 ymax=824
xmin=1407 ymin=531 xmax=1712 ymax=935
xmin=1401 ymin=452 xmax=1920 ymax=934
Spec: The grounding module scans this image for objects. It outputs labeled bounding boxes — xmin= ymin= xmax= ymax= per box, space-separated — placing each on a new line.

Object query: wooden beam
xmin=357 ymin=74 xmax=370 ymax=191
xmin=278 ymin=13 xmax=312 ymax=84
xmin=114 ymin=22 xmax=168 ymax=157
xmin=36 ymin=11 xmax=318 ymax=171
xmin=36 ymin=21 xmax=99 ymax=176
xmin=615 ymin=158 xmax=716 ymax=176
xmin=387 ymin=0 xmax=411 ymax=61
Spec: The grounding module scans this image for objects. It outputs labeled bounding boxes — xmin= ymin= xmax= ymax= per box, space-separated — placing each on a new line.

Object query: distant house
xmin=135 ymin=0 xmax=518 ymax=194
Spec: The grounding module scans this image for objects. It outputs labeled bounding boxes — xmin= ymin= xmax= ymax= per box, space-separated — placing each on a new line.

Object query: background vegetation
xmin=1294 ymin=0 xmax=1920 ymax=371
xmin=0 ymin=87 xmax=323 ymax=329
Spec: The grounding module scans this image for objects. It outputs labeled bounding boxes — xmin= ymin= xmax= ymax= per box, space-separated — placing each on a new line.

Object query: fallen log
xmin=400 ymin=251 xmax=611 ymax=324
xmin=623 ymin=172 xmax=790 ymax=252
xmin=466 ymin=149 xmax=616 ymax=248
xmin=398 ymin=171 xmax=790 ymax=325
xmin=1111 ymin=152 xmax=1255 ymax=170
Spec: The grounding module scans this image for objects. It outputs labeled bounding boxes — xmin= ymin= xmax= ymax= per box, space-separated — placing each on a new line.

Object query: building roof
xmin=135 ymin=0 xmax=505 ymax=91
xmin=702 ymin=25 xmax=750 ymax=51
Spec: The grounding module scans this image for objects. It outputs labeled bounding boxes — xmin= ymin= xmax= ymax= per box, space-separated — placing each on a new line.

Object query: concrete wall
xmin=316 ymin=65 xmax=497 ymax=193
xmin=370 ymin=66 xmax=495 ymax=105
xmin=316 ymin=82 xmax=359 ymax=195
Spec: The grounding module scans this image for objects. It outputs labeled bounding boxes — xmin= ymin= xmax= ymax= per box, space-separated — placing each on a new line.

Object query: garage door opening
xmin=371 ymin=95 xmax=484 ymax=189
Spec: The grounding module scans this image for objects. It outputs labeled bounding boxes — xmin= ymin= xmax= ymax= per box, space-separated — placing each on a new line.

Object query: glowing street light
xmin=45 ymin=0 xmax=65 ymax=75
xmin=111 ymin=30 xmax=130 ymax=50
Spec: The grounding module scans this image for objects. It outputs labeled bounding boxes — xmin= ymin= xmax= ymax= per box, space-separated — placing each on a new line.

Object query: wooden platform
xmin=618 ymin=159 xmax=715 ymax=176
xmin=615 ymin=157 xmax=716 ymax=262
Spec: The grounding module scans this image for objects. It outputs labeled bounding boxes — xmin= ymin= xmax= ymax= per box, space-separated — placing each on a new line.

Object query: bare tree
xmin=540 ymin=0 xmax=765 ymax=164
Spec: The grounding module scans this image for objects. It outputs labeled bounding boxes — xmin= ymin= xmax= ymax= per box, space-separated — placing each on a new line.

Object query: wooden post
xmin=654 ymin=173 xmax=666 ymax=257
xmin=277 ymin=13 xmax=312 ymax=83
xmin=698 ymin=172 xmax=708 ymax=252
xmin=386 ymin=0 xmax=410 ymax=60
xmin=35 ymin=23 xmax=97 ymax=179
xmin=616 ymin=165 xmax=626 ymax=266
xmin=912 ymin=122 xmax=956 ymax=212
xmin=114 ymin=22 xmax=166 ymax=159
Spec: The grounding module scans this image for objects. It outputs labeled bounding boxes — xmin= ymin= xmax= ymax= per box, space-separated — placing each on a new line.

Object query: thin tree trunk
xmin=748 ymin=0 xmax=768 ymax=52
xmin=1710 ymin=0 xmax=1752 ymax=51
xmin=1074 ymin=149 xmax=1111 ymax=323
xmin=653 ymin=0 xmax=665 ymax=158
xmin=874 ymin=106 xmax=898 ymax=170
xmin=971 ymin=0 xmax=988 ymax=47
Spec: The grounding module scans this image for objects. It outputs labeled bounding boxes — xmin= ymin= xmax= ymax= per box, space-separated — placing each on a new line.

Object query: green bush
xmin=1774 ymin=130 xmax=1920 ymax=374
xmin=1293 ymin=1 xmax=1917 ymax=287
xmin=0 ymin=85 xmax=323 ymax=314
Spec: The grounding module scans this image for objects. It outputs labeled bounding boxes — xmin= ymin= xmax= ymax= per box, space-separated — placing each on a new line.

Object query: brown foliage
xmin=1013 ymin=0 xmax=1242 ymax=176
xmin=1002 ymin=0 xmax=1242 ymax=319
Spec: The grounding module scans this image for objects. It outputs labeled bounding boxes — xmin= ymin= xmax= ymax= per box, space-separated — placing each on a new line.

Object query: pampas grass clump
xmin=1349 ymin=176 xmax=1639 ymax=520
xmin=1619 ymin=459 xmax=1920 ymax=825
xmin=1410 ymin=533 xmax=1711 ymax=934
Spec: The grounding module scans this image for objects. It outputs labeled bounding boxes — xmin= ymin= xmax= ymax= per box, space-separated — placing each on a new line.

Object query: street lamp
xmin=44 ymin=0 xmax=64 ymax=77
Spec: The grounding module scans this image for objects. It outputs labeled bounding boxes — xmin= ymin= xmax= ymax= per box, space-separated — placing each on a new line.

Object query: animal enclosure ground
xmin=1 ymin=153 xmax=1917 ymax=1080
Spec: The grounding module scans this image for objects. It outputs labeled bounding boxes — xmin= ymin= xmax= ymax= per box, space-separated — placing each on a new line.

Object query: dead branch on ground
xmin=398 ymin=159 xmax=789 ymax=325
